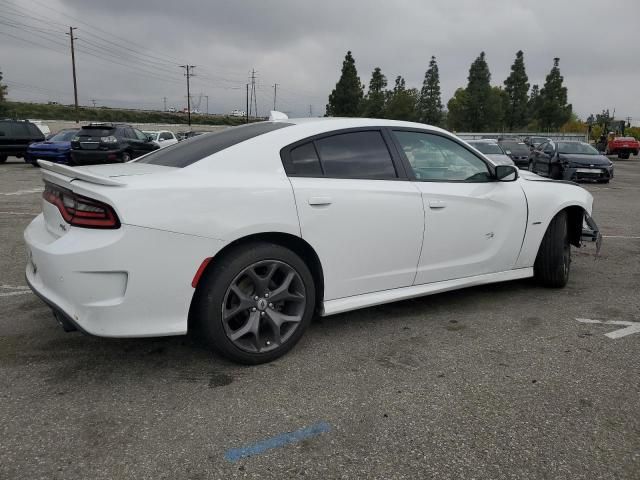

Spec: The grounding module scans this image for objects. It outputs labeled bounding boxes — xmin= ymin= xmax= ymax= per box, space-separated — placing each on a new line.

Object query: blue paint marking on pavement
xmin=224 ymin=421 xmax=332 ymax=463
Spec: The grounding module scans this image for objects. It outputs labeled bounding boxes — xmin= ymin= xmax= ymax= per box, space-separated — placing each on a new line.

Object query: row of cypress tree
xmin=326 ymin=51 xmax=572 ymax=132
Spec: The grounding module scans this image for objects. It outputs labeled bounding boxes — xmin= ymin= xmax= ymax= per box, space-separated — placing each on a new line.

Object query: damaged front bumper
xmin=581 ymin=212 xmax=603 ymax=254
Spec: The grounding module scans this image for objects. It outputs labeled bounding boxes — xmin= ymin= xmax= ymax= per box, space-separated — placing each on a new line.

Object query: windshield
xmin=500 ymin=142 xmax=529 ymax=155
xmin=557 ymin=142 xmax=599 ymax=155
xmin=469 ymin=142 xmax=503 ymax=154
xmin=49 ymin=130 xmax=78 ymax=142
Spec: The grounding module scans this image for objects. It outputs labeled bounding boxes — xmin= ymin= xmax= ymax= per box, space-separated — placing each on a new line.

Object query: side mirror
xmin=496 ymin=165 xmax=518 ymax=182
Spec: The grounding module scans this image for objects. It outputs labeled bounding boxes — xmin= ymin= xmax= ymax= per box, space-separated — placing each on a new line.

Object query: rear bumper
xmin=24 ymin=214 xmax=225 ymax=337
xmin=70 ymin=148 xmax=124 ymax=164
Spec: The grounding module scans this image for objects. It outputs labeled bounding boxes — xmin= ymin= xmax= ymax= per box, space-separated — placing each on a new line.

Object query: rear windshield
xmin=49 ymin=130 xmax=78 ymax=141
xmin=137 ymin=122 xmax=292 ymax=168
xmin=78 ymin=128 xmax=114 ymax=137
xmin=469 ymin=142 xmax=503 ymax=154
xmin=501 ymin=142 xmax=529 ymax=155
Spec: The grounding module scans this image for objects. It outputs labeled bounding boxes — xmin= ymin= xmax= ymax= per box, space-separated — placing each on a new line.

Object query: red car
xmin=606 ymin=136 xmax=640 ymax=159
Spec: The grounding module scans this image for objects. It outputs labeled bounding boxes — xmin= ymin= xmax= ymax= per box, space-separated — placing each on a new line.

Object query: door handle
xmin=428 ymin=200 xmax=447 ymax=209
xmin=308 ymin=196 xmax=332 ymax=206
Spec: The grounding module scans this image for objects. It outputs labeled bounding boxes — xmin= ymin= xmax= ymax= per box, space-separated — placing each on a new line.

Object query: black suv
xmin=0 ymin=119 xmax=45 ymax=163
xmin=70 ymin=123 xmax=159 ymax=165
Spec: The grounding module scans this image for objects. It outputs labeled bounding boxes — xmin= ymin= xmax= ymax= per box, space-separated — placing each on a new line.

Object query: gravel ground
xmin=0 ymin=156 xmax=638 ymax=480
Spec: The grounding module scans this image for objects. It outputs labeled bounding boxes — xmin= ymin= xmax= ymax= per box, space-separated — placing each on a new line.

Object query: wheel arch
xmin=188 ymin=232 xmax=325 ymax=330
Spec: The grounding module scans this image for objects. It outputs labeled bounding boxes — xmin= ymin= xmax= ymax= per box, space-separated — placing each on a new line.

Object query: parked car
xmin=25 ymin=128 xmax=79 ymax=166
xmin=28 ymin=120 xmax=51 ymax=137
xmin=0 ymin=119 xmax=45 ymax=163
xmin=498 ymin=140 xmax=531 ymax=168
xmin=529 ymin=140 xmax=614 ymax=183
xmin=70 ymin=123 xmax=159 ymax=165
xmin=143 ymin=130 xmax=179 ymax=149
xmin=467 ymin=140 xmax=515 ymax=166
xmin=177 ymin=130 xmax=209 ymax=141
xmin=605 ymin=136 xmax=640 ymax=159
xmin=26 ymin=116 xmax=599 ymax=364
xmin=524 ymin=136 xmax=551 ymax=149
xmin=230 ymin=109 xmax=246 ymax=117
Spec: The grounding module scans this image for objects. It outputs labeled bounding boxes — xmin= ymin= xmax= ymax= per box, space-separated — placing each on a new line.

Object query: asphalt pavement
xmin=0 ymin=156 xmax=638 ymax=479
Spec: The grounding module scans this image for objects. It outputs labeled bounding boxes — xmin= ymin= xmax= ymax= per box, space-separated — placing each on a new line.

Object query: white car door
xmin=390 ymin=130 xmax=527 ymax=285
xmin=283 ymin=129 xmax=425 ymax=301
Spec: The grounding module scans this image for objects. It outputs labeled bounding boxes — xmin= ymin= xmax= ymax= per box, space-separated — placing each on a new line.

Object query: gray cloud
xmin=1 ymin=0 xmax=638 ymax=121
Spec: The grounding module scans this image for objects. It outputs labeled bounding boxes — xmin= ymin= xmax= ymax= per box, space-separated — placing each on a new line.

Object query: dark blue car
xmin=25 ymin=129 xmax=79 ymax=166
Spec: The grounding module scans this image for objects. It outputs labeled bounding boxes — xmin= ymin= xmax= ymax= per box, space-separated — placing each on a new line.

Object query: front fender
xmin=515 ymin=179 xmax=593 ymax=268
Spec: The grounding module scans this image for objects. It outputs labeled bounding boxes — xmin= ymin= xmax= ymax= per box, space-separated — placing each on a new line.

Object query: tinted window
xmin=290 ymin=142 xmax=322 ymax=176
xmin=123 ymin=128 xmax=136 ymax=139
xmin=159 ymin=132 xmax=173 ymax=140
xmin=137 ymin=122 xmax=292 ymax=168
xmin=543 ymin=143 xmax=555 ymax=154
xmin=27 ymin=123 xmax=42 ymax=137
xmin=314 ymin=131 xmax=396 ymax=179
xmin=1 ymin=122 xmax=29 ymax=136
xmin=393 ymin=131 xmax=491 ymax=182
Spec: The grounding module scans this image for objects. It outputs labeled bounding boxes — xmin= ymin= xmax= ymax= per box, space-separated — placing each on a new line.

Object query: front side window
xmin=543 ymin=143 xmax=555 ymax=155
xmin=393 ymin=131 xmax=491 ymax=182
xmin=314 ymin=131 xmax=397 ymax=179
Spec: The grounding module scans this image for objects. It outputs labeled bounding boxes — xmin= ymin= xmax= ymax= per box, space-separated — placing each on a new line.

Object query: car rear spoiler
xmin=37 ymin=160 xmax=126 ymax=187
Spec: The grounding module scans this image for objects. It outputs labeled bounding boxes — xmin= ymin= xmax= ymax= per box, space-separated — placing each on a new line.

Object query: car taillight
xmin=43 ymin=182 xmax=120 ymax=229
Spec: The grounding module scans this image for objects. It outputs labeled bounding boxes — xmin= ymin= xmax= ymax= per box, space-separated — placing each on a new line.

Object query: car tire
xmin=534 ymin=211 xmax=571 ymax=288
xmin=0 ymin=154 xmax=7 ymax=164
xmin=193 ymin=242 xmax=316 ymax=364
xmin=598 ymin=179 xmax=610 ymax=184
xmin=121 ymin=151 xmax=131 ymax=162
xmin=619 ymin=152 xmax=630 ymax=160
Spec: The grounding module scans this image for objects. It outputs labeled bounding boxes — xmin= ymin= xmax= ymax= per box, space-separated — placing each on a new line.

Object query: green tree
xmin=527 ymin=84 xmax=541 ymax=127
xmin=384 ymin=76 xmax=418 ymax=121
xmin=446 ymin=88 xmax=469 ymax=131
xmin=417 ymin=56 xmax=443 ymax=126
xmin=326 ymin=51 xmax=364 ymax=117
xmin=465 ymin=52 xmax=493 ymax=131
xmin=487 ymin=86 xmax=508 ymax=131
xmin=361 ymin=67 xmax=387 ymax=118
xmin=503 ymin=50 xmax=530 ymax=131
xmin=537 ymin=58 xmax=572 ymax=130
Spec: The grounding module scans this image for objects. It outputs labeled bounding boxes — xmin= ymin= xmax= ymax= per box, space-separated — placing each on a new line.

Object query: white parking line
xmin=0 ymin=188 xmax=43 ymax=196
xmin=0 ymin=211 xmax=39 ymax=216
xmin=0 ymin=285 xmax=32 ymax=298
xmin=576 ymin=318 xmax=640 ymax=339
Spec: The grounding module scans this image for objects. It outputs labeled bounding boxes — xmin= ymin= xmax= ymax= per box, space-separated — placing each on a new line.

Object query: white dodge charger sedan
xmin=25 ymin=115 xmax=600 ymax=364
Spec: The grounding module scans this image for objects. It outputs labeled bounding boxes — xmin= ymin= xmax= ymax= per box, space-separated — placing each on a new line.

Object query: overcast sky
xmin=1 ymin=0 xmax=639 ymax=122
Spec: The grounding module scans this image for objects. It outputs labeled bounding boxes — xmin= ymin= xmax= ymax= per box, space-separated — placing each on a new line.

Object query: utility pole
xmin=163 ymin=97 xmax=167 ymax=112
xmin=309 ymin=105 xmax=313 ymax=117
xmin=91 ymin=99 xmax=96 ymax=108
xmin=273 ymin=83 xmax=278 ymax=111
xmin=66 ymin=26 xmax=79 ymax=123
xmin=246 ymin=83 xmax=249 ymax=124
xmin=180 ymin=65 xmax=196 ymax=127
xmin=204 ymin=95 xmax=209 ymax=115
xmin=249 ymin=69 xmax=257 ymax=118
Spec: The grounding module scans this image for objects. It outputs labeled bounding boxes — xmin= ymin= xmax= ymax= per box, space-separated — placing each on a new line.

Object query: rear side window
xmin=137 ymin=122 xmax=292 ymax=168
xmin=289 ymin=142 xmax=322 ymax=176
xmin=26 ymin=123 xmax=42 ymax=137
xmin=314 ymin=131 xmax=397 ymax=179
